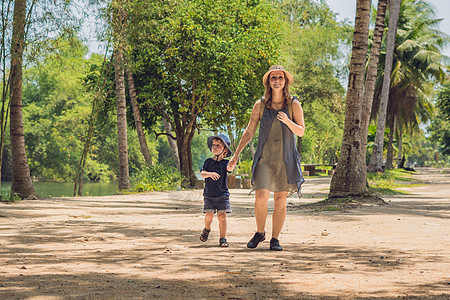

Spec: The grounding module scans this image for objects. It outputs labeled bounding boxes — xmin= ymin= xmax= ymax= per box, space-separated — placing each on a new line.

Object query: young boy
xmin=199 ymin=133 xmax=232 ymax=247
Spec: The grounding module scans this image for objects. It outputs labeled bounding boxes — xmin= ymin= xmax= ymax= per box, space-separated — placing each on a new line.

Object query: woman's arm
xmin=276 ymin=99 xmax=305 ymax=137
xmin=227 ymin=100 xmax=261 ymax=171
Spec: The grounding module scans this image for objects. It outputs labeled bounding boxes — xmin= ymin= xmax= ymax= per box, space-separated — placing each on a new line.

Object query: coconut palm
xmin=10 ymin=0 xmax=37 ymax=199
xmin=360 ymin=0 xmax=388 ymax=161
xmin=368 ymin=0 xmax=401 ymax=173
xmin=111 ymin=0 xmax=131 ymax=190
xmin=329 ymin=0 xmax=371 ymax=198
xmin=369 ymin=0 xmax=449 ymax=170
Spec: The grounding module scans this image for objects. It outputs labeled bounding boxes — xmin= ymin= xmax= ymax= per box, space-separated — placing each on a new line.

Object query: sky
xmin=325 ymin=0 xmax=450 ymax=57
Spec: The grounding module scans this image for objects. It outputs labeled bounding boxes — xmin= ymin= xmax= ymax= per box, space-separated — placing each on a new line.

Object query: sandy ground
xmin=0 ymin=167 xmax=449 ymax=299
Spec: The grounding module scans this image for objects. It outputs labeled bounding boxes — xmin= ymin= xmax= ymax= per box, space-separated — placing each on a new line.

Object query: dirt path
xmin=0 ymin=167 xmax=449 ymax=299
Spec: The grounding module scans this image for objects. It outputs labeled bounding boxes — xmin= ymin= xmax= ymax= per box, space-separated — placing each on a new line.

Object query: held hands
xmin=227 ymin=155 xmax=238 ymax=172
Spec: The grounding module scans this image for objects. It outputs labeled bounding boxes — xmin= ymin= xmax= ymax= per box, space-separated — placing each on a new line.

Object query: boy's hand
xmin=227 ymin=155 xmax=237 ymax=172
xmin=208 ymin=172 xmax=220 ymax=181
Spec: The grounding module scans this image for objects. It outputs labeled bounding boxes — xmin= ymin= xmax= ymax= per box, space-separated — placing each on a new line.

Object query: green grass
xmin=321 ymin=205 xmax=341 ymax=211
xmin=367 ymin=169 xmax=423 ymax=195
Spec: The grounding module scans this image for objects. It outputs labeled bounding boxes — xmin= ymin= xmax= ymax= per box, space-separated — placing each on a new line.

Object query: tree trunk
xmin=329 ymin=0 xmax=371 ymax=198
xmin=114 ymin=47 xmax=131 ymax=191
xmin=112 ymin=0 xmax=130 ymax=191
xmin=385 ymin=114 xmax=395 ymax=169
xmin=162 ymin=117 xmax=180 ymax=170
xmin=177 ymin=128 xmax=197 ymax=188
xmin=360 ymin=0 xmax=388 ymax=161
xmin=9 ymin=0 xmax=37 ymax=199
xmin=396 ymin=126 xmax=403 ymax=168
xmin=173 ymin=110 xmax=198 ymax=188
xmin=125 ymin=64 xmax=153 ymax=167
xmin=368 ymin=0 xmax=401 ymax=172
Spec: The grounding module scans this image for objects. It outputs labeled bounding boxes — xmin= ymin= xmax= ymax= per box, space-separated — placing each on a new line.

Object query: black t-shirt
xmin=202 ymin=158 xmax=229 ymax=197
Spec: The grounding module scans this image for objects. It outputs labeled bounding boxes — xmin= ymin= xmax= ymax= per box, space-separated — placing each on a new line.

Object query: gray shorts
xmin=203 ymin=195 xmax=231 ymax=213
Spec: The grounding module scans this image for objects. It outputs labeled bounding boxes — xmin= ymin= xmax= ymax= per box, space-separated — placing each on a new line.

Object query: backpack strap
xmin=289 ymin=96 xmax=298 ymax=120
xmin=259 ymin=97 xmax=265 ymax=120
xmin=259 ymin=96 xmax=295 ymax=120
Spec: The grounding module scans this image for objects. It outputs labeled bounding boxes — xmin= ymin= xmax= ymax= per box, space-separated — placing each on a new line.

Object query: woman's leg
xmin=272 ymin=191 xmax=288 ymax=239
xmin=217 ymin=212 xmax=227 ymax=238
xmin=204 ymin=212 xmax=214 ymax=230
xmin=254 ymin=189 xmax=270 ymax=233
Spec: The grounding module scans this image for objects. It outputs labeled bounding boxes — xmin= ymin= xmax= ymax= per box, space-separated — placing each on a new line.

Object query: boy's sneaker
xmin=247 ymin=231 xmax=265 ymax=248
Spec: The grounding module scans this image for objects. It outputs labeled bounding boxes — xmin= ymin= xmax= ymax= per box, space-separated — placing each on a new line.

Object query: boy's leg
xmin=200 ymin=212 xmax=214 ymax=242
xmin=217 ymin=212 xmax=227 ymax=239
xmin=204 ymin=212 xmax=214 ymax=230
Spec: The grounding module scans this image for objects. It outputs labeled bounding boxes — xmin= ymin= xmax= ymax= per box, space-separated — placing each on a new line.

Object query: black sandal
xmin=219 ymin=237 xmax=229 ymax=247
xmin=200 ymin=228 xmax=210 ymax=242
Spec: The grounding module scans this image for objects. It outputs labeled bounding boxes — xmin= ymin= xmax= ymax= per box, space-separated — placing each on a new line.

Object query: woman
xmin=227 ymin=65 xmax=305 ymax=251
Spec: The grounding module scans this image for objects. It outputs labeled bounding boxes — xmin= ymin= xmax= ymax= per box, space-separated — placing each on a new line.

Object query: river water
xmin=1 ymin=181 xmax=118 ymax=198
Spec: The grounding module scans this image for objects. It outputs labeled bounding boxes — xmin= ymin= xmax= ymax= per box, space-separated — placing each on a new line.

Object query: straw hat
xmin=262 ymin=65 xmax=294 ymax=88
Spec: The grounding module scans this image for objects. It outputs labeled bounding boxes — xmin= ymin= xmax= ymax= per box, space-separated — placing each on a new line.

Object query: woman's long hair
xmin=263 ymin=74 xmax=292 ymax=109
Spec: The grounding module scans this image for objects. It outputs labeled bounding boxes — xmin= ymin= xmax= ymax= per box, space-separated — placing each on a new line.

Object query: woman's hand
xmin=227 ymin=155 xmax=238 ymax=172
xmin=277 ymin=111 xmax=290 ymax=125
xmin=278 ymin=100 xmax=305 ymax=137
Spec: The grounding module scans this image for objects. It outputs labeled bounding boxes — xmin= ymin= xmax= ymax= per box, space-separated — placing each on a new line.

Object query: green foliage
xmin=22 ymin=37 xmax=93 ymax=181
xmin=83 ymin=158 xmax=115 ymax=182
xmin=237 ymin=160 xmax=252 ymax=178
xmin=301 ymin=101 xmax=344 ymax=164
xmin=131 ymin=164 xmax=182 ymax=192
xmin=0 ymin=186 xmax=21 ymax=203
xmin=191 ymin=131 xmax=210 ymax=172
xmin=128 ymin=0 xmax=282 ymax=132
xmin=20 ymin=36 xmax=150 ymax=182
xmin=429 ymin=82 xmax=450 ymax=157
xmin=404 ymin=131 xmax=446 ymax=167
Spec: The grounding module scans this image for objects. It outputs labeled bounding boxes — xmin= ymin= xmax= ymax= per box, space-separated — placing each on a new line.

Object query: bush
xmin=237 ymin=160 xmax=252 ymax=179
xmin=131 ymin=164 xmax=182 ymax=192
xmin=84 ymin=158 xmax=115 ymax=182
xmin=0 ymin=186 xmax=21 ymax=203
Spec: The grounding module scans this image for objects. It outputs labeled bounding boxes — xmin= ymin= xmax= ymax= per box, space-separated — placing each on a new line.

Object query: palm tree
xmin=360 ymin=0 xmax=388 ymax=160
xmin=111 ymin=0 xmax=131 ymax=191
xmin=111 ymin=0 xmax=130 ymax=191
xmin=368 ymin=0 xmax=402 ymax=173
xmin=329 ymin=0 xmax=371 ymax=198
xmin=370 ymin=0 xmax=449 ymax=169
xmin=9 ymin=0 xmax=37 ymax=199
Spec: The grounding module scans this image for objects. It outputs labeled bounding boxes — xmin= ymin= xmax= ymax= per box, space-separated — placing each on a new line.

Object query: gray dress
xmin=253 ymin=117 xmax=297 ymax=193
xmin=251 ymin=106 xmax=304 ymax=195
